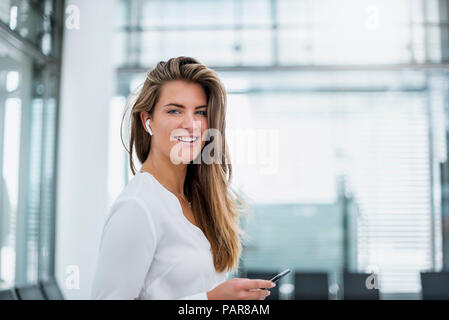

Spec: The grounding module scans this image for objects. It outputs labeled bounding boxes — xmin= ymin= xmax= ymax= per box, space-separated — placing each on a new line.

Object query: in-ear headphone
xmin=145 ymin=119 xmax=153 ymax=136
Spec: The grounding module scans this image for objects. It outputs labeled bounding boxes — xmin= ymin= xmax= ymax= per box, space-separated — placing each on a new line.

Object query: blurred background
xmin=1 ymin=0 xmax=449 ymax=300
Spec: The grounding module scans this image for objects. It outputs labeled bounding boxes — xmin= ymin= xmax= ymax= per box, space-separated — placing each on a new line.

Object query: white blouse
xmin=91 ymin=170 xmax=228 ymax=299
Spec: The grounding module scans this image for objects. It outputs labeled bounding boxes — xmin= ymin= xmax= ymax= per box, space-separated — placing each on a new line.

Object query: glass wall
xmin=0 ymin=0 xmax=63 ymax=288
xmin=112 ymin=0 xmax=449 ymax=299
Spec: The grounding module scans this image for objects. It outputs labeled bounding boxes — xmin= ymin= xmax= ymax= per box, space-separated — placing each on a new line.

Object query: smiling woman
xmin=91 ymin=56 xmax=275 ymax=300
xmin=141 ymin=80 xmax=210 ymax=165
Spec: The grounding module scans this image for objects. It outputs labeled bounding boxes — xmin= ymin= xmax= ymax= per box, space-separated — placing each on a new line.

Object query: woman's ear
xmin=145 ymin=119 xmax=153 ymax=135
xmin=140 ymin=111 xmax=153 ymax=135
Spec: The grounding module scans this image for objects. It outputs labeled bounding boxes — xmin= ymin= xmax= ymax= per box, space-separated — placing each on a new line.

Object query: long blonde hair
xmin=121 ymin=56 xmax=249 ymax=273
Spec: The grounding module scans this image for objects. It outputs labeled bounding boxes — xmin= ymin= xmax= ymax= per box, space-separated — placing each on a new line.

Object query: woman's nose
xmin=182 ymin=113 xmax=202 ymax=131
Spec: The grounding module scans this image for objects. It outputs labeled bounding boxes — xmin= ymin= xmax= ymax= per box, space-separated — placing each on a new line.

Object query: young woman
xmin=91 ymin=56 xmax=275 ymax=299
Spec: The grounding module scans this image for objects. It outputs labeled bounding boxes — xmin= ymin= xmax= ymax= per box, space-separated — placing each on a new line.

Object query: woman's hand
xmin=206 ymin=278 xmax=276 ymax=300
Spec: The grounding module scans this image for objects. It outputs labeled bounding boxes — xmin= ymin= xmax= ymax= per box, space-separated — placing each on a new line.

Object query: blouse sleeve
xmin=91 ymin=198 xmax=157 ymax=299
xmin=178 ymin=272 xmax=230 ymax=300
xmin=91 ymin=197 xmax=219 ymax=300
xmin=179 ymin=292 xmax=208 ymax=300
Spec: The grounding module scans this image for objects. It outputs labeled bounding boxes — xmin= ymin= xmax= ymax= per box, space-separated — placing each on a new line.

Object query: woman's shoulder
xmin=109 ymin=172 xmax=161 ymax=220
xmin=103 ymin=173 xmax=164 ymax=240
xmin=117 ymin=171 xmax=157 ymax=200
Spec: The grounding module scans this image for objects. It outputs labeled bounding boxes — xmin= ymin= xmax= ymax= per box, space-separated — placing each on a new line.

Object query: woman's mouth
xmin=175 ymin=136 xmax=199 ymax=143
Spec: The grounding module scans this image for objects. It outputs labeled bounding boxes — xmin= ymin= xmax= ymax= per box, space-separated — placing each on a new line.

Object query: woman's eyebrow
xmin=163 ymin=103 xmax=207 ymax=109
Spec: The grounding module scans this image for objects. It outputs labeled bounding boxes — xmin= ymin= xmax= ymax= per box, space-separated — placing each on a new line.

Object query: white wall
xmin=56 ymin=0 xmax=116 ymax=299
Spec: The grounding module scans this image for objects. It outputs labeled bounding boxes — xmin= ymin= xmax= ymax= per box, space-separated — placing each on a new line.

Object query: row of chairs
xmin=2 ymin=272 xmax=447 ymax=300
xmin=246 ymin=271 xmax=379 ymax=300
xmin=245 ymin=270 xmax=449 ymax=300
xmin=0 ymin=278 xmax=64 ymax=300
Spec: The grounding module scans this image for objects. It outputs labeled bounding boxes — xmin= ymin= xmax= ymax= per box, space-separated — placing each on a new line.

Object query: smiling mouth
xmin=175 ymin=136 xmax=199 ymax=143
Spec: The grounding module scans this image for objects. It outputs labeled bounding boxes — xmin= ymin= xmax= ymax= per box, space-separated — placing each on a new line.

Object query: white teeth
xmin=176 ymin=136 xmax=198 ymax=143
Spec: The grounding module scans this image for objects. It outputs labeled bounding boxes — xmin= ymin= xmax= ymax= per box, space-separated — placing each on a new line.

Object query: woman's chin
xmin=170 ymin=151 xmax=201 ymax=164
xmin=173 ymin=155 xmax=198 ymax=164
xmin=169 ymin=141 xmax=203 ymax=164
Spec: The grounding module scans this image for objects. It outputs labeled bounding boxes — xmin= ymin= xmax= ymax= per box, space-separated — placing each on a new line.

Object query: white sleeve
xmin=91 ymin=198 xmax=157 ymax=299
xmin=179 ymin=292 xmax=208 ymax=300
xmin=178 ymin=271 xmax=230 ymax=300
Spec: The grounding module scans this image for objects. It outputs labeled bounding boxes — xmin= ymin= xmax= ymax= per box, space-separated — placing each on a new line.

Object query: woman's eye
xmin=168 ymin=110 xmax=207 ymax=116
xmin=168 ymin=109 xmax=206 ymax=116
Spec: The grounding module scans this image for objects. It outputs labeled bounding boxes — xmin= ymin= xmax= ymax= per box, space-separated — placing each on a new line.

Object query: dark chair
xmin=245 ymin=270 xmax=280 ymax=300
xmin=0 ymin=288 xmax=19 ymax=300
xmin=343 ymin=272 xmax=379 ymax=300
xmin=420 ymin=271 xmax=449 ymax=300
xmin=294 ymin=272 xmax=329 ymax=300
xmin=39 ymin=277 xmax=65 ymax=300
xmin=15 ymin=284 xmax=46 ymax=300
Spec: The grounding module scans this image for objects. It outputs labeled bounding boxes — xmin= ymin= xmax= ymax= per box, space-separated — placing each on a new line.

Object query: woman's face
xmin=145 ymin=80 xmax=209 ymax=164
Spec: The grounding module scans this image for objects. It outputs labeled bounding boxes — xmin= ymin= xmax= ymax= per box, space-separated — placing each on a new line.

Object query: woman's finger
xmin=242 ymin=278 xmax=275 ymax=290
xmin=246 ymin=288 xmax=270 ymax=300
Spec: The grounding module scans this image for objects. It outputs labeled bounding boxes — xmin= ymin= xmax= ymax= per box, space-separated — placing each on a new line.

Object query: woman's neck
xmin=141 ymin=152 xmax=187 ymax=196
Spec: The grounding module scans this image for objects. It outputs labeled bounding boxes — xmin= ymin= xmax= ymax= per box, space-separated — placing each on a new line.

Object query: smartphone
xmin=259 ymin=269 xmax=291 ymax=290
xmin=270 ymin=269 xmax=291 ymax=283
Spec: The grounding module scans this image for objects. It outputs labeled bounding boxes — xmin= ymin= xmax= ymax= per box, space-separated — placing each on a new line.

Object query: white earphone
xmin=145 ymin=119 xmax=153 ymax=136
